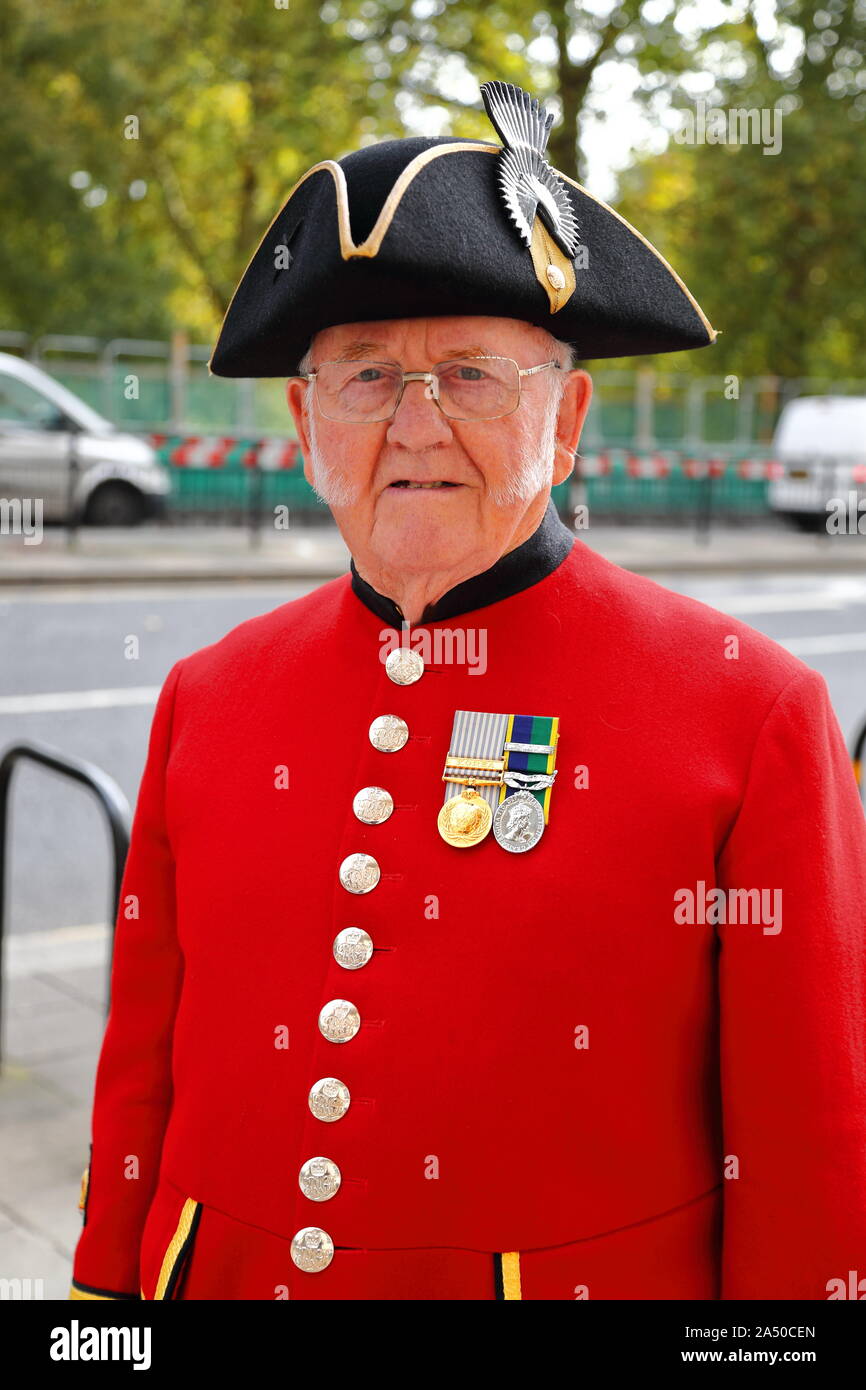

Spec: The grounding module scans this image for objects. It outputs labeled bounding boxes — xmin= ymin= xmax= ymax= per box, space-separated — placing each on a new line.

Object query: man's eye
xmin=355 ymin=367 xmax=385 ymax=383
xmin=446 ymin=365 xmax=485 ymax=382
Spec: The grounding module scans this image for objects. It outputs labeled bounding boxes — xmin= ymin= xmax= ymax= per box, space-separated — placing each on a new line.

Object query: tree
xmin=616 ymin=0 xmax=866 ymax=378
xmin=1 ymin=0 xmax=861 ymax=382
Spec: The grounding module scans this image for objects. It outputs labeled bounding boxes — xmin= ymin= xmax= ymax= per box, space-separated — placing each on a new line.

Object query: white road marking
xmin=4 ymin=633 xmax=866 ymax=713
xmin=782 ymin=632 xmax=866 ymax=655
xmin=0 ymin=687 xmax=159 ymax=715
xmin=671 ymin=578 xmax=866 ymax=614
xmin=0 ymin=582 xmax=302 ymax=604
xmin=707 ymin=592 xmax=848 ymax=613
xmin=5 ymin=922 xmax=110 ymax=978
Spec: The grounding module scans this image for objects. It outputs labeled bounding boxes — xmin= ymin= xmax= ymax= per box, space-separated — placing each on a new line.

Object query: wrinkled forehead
xmin=311 ymin=316 xmax=554 ymax=363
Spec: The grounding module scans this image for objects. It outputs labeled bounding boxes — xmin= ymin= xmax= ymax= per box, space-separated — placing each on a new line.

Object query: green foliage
xmin=615 ymin=0 xmax=866 ymax=379
xmin=0 ymin=0 xmax=862 ymax=380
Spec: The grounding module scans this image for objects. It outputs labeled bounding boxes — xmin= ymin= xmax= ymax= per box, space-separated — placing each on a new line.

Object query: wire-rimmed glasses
xmin=299 ymin=356 xmax=562 ymax=423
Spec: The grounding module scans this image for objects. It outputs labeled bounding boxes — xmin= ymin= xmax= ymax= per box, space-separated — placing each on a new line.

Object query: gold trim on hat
xmin=207 ymin=141 xmax=716 ymax=375
xmin=207 ymin=142 xmax=499 ymax=374
xmin=530 ymin=216 xmax=576 ymax=313
xmin=556 ymin=169 xmax=717 ymax=342
xmin=339 ymin=144 xmax=500 ymax=261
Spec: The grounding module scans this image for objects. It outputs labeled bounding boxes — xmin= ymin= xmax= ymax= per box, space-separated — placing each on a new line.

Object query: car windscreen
xmin=3 ymin=364 xmax=117 ymax=435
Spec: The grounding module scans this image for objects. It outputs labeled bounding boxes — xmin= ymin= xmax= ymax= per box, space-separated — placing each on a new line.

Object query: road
xmin=1 ymin=571 xmax=864 ymax=937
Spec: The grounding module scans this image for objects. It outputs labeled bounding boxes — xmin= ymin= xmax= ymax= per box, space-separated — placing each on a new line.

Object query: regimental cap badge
xmin=480 ymin=80 xmax=580 ymax=260
xmin=208 ymin=72 xmax=717 ymax=378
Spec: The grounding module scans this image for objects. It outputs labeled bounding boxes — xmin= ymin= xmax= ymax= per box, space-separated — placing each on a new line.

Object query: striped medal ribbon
xmin=438 ymin=710 xmax=559 ymax=852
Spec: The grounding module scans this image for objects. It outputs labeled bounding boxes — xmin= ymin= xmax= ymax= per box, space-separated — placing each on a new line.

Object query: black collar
xmin=349 ymin=496 xmax=574 ymax=624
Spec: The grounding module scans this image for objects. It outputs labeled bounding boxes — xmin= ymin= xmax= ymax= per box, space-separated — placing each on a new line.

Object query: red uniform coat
xmin=69 ymin=523 xmax=866 ymax=1301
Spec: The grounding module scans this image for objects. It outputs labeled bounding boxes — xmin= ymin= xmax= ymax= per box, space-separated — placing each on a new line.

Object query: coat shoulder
xmin=562 ymin=540 xmax=814 ymax=709
xmin=171 ymin=573 xmax=353 ymax=695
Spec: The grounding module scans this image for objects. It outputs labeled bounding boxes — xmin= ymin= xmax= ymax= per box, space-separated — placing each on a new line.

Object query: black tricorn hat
xmin=208 ymin=81 xmax=716 ymax=378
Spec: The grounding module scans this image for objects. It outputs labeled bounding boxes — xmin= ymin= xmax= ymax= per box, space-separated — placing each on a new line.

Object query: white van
xmin=767 ymin=395 xmax=866 ymax=532
xmin=0 ymin=351 xmax=170 ymax=524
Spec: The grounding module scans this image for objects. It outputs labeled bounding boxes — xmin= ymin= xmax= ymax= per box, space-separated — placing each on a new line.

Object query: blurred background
xmin=0 ymin=0 xmax=864 ymax=1297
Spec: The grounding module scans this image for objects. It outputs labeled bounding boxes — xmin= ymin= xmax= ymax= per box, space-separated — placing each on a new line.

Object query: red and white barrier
xmin=149 ymin=435 xmax=300 ymax=469
xmin=578 ymin=451 xmax=784 ymax=480
xmin=146 ymin=440 xmax=837 ymax=484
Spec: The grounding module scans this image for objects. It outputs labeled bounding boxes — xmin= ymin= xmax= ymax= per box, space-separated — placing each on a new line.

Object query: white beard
xmin=304 ymin=385 xmax=562 ymax=511
xmin=487 ymin=388 xmax=561 ymax=505
xmin=306 ymin=405 xmax=363 ymax=508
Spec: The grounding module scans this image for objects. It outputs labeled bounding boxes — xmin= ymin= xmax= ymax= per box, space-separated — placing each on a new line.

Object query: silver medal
xmin=492 ymin=789 xmax=545 ymax=853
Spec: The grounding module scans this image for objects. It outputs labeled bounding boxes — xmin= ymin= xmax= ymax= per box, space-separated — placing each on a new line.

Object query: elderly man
xmin=287 ymin=313 xmax=590 ymax=625
xmin=69 ymin=81 xmax=866 ymax=1302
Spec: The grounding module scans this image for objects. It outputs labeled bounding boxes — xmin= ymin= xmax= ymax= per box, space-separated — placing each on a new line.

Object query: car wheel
xmin=782 ymin=512 xmax=828 ymax=534
xmin=83 ymin=483 xmax=146 ymax=527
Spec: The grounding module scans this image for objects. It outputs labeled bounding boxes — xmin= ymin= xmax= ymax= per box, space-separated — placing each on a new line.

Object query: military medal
xmin=437 ymin=711 xmax=509 ymax=847
xmin=437 ymin=787 xmax=493 ymax=848
xmin=438 ymin=710 xmax=559 ymax=851
xmin=492 ymin=789 xmax=545 ymax=853
xmin=494 ymin=714 xmax=560 ymax=853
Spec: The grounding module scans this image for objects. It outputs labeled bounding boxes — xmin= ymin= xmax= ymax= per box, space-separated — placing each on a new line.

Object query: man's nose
xmin=385 ymin=377 xmax=453 ymax=449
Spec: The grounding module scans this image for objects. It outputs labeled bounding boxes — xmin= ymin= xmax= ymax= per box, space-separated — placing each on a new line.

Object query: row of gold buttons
xmin=290 ymin=645 xmax=425 ymax=1274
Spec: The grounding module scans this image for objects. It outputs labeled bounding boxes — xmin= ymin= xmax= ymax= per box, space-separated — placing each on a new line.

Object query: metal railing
xmin=0 ymin=742 xmax=131 ymax=1071
xmin=3 ymin=329 xmax=864 ymax=445
xmin=852 ymin=717 xmax=866 ymax=808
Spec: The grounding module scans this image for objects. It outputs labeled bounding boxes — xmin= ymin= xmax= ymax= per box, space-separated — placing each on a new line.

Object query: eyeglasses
xmin=299 ymin=356 xmax=562 ymax=423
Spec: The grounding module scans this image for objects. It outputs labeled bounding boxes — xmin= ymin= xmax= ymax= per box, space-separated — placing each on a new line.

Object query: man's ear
xmin=552 ymin=369 xmax=593 ymax=486
xmin=285 ymin=378 xmax=315 ymax=486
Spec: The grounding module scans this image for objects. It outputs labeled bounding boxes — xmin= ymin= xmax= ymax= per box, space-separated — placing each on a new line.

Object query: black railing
xmin=0 ymin=741 xmax=130 ymax=1072
xmin=852 ymin=717 xmax=866 ymax=809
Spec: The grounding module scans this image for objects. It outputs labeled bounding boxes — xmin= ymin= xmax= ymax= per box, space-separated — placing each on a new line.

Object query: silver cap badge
xmin=480 ymin=80 xmax=580 ymax=259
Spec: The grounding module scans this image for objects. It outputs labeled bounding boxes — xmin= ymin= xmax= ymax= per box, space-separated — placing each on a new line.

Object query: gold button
xmin=290 ymin=1226 xmax=334 ymax=1272
xmin=338 ymin=852 xmax=380 ymax=894
xmin=333 ymin=927 xmax=374 ymax=970
xmin=352 ymin=786 xmax=394 ymax=825
xmin=299 ymin=1157 xmax=341 ymax=1202
xmin=318 ymin=998 xmax=361 ymax=1044
xmin=385 ymin=648 xmax=424 ymax=685
xmin=368 ymin=714 xmax=409 ymax=752
xmin=308 ymin=1077 xmax=351 ymax=1122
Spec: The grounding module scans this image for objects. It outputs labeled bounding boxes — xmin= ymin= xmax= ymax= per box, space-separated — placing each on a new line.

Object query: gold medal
xmin=437 ymin=786 xmax=493 ymax=848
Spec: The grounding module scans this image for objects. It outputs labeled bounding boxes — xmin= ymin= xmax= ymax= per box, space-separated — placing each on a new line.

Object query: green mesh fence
xmin=21 ymin=351 xmax=835 ymax=521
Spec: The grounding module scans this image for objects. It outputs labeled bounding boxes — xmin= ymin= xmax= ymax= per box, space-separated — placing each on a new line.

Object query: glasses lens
xmin=315 ymin=361 xmax=402 ymax=421
xmin=436 ymin=358 xmax=519 ymax=420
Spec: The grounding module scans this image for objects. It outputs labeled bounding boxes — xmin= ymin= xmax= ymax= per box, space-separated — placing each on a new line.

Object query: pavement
xmin=1 ymin=517 xmax=866 ymax=588
xmin=2 ymin=512 xmax=866 ymax=1299
xmin=0 ymin=926 xmax=109 ymax=1300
